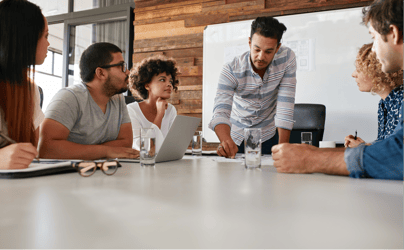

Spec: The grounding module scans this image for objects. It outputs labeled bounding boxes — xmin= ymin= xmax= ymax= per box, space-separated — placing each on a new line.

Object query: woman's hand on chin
xmin=156 ymin=97 xmax=168 ymax=115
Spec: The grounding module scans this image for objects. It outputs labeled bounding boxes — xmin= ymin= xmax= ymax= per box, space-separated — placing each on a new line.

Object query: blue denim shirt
xmin=344 ymin=101 xmax=403 ymax=180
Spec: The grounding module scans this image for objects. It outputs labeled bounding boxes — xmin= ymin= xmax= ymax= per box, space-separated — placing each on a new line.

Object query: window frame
xmin=45 ymin=1 xmax=135 ymax=87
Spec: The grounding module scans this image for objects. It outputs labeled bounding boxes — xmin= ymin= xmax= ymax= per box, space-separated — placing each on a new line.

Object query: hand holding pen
xmin=344 ymin=130 xmax=365 ymax=148
xmin=0 ymin=131 xmax=39 ymax=169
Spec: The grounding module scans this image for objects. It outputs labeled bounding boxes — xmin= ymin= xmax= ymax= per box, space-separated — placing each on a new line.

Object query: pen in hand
xmin=0 ymin=131 xmax=39 ymax=161
xmin=354 ymin=130 xmax=357 ymax=140
xmin=0 ymin=131 xmax=17 ymax=144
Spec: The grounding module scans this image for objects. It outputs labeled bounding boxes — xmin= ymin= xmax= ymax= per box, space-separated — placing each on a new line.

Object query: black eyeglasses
xmin=99 ymin=62 xmax=127 ymax=73
xmin=72 ymin=159 xmax=121 ymax=177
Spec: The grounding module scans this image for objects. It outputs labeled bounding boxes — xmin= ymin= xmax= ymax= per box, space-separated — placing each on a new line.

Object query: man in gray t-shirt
xmin=38 ymin=43 xmax=139 ymax=160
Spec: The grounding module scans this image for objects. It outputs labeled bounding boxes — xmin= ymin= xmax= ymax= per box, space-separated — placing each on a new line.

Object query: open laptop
xmin=120 ymin=115 xmax=201 ymax=163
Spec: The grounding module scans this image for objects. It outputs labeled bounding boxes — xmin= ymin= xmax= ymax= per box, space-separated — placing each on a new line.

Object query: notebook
xmin=120 ymin=115 xmax=201 ymax=163
xmin=0 ymin=160 xmax=74 ymax=179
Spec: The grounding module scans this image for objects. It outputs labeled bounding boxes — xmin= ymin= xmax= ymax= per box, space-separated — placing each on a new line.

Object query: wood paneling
xmin=134 ymin=33 xmax=203 ymax=52
xmin=184 ymin=13 xmax=229 ymax=27
xmin=175 ymin=57 xmax=195 ymax=66
xmin=177 ymin=85 xmax=203 ymax=91
xmin=178 ymin=76 xmax=202 ymax=86
xmin=178 ymin=66 xmax=202 ymax=76
xmin=135 ymin=20 xmax=205 ymax=40
xmin=132 ymin=0 xmax=371 ymax=150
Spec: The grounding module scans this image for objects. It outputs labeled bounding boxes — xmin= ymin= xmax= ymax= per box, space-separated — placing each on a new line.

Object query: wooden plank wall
xmin=132 ymin=0 xmax=372 ymax=150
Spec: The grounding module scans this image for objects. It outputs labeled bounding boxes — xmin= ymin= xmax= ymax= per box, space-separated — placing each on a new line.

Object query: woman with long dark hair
xmin=0 ymin=0 xmax=49 ymax=169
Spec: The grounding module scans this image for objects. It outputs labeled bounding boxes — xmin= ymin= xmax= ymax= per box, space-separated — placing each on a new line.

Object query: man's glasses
xmin=99 ymin=62 xmax=127 ymax=73
xmin=72 ymin=159 xmax=121 ymax=177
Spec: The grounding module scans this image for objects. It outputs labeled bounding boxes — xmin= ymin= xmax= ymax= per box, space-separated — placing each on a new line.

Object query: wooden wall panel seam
xmin=134 ymin=0 xmax=222 ymax=12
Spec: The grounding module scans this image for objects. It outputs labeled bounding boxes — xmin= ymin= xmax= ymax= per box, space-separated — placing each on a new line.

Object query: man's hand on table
xmin=217 ymin=138 xmax=238 ymax=159
xmin=271 ymin=143 xmax=318 ymax=173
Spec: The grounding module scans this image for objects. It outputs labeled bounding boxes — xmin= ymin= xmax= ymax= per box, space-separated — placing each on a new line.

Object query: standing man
xmin=38 ymin=43 xmax=139 ymax=160
xmin=209 ymin=16 xmax=297 ymax=158
xmin=272 ymin=0 xmax=403 ymax=180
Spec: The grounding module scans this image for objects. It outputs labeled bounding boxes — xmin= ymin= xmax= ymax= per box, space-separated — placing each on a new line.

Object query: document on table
xmin=212 ymin=154 xmax=274 ymax=166
xmin=0 ymin=159 xmax=74 ymax=179
xmin=185 ymin=149 xmax=218 ymax=155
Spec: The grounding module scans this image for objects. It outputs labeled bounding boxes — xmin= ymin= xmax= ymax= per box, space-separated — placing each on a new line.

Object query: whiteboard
xmin=203 ymin=7 xmax=378 ymax=143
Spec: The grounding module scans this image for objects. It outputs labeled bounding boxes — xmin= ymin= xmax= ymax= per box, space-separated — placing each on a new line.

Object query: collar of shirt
xmin=381 ymin=84 xmax=403 ymax=110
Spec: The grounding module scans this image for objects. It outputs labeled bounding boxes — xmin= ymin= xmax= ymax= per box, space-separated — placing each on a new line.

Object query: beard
xmin=103 ymin=75 xmax=128 ymax=97
xmin=253 ymin=59 xmax=269 ymax=69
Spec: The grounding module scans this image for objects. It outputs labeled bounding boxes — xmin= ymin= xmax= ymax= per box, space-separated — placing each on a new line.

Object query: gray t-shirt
xmin=45 ymin=83 xmax=131 ymax=145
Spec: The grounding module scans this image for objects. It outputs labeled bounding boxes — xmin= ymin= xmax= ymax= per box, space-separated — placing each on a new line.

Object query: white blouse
xmin=127 ymin=102 xmax=177 ymax=153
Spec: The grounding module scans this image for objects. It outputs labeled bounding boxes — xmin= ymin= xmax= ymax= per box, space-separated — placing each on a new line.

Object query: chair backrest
xmin=124 ymin=95 xmax=137 ymax=105
xmin=290 ymin=103 xmax=326 ymax=146
xmin=38 ymin=86 xmax=44 ymax=108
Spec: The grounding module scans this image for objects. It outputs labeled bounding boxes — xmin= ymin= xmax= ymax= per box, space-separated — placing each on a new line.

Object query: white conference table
xmin=0 ymin=156 xmax=402 ymax=248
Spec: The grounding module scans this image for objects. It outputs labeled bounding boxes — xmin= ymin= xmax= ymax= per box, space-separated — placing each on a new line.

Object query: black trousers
xmin=237 ymin=130 xmax=279 ymax=154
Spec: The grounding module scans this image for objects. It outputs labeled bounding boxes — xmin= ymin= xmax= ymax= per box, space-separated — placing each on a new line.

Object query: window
xmin=35 ymin=23 xmax=64 ymax=111
xmin=74 ymin=0 xmax=133 ymax=12
xmin=30 ymin=0 xmax=135 ymax=110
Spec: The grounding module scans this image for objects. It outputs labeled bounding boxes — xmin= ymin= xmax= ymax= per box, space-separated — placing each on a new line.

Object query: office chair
xmin=124 ymin=95 xmax=136 ymax=105
xmin=289 ymin=104 xmax=326 ymax=147
xmin=124 ymin=95 xmax=144 ymax=105
xmin=38 ymin=86 xmax=44 ymax=108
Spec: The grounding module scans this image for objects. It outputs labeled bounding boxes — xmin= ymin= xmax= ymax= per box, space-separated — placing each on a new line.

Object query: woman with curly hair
xmin=345 ymin=43 xmax=403 ymax=148
xmin=127 ymin=55 xmax=179 ymax=152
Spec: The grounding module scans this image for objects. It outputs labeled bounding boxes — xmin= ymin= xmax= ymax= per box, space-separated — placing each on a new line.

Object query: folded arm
xmin=38 ymin=118 xmax=138 ymax=160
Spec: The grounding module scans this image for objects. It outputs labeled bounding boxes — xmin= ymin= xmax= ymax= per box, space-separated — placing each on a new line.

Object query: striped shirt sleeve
xmin=275 ymin=49 xmax=297 ymax=130
xmin=208 ymin=63 xmax=238 ymax=131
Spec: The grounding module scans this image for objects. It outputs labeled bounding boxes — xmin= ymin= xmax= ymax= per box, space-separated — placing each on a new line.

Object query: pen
xmin=0 ymin=132 xmax=17 ymax=144
xmin=0 ymin=131 xmax=39 ymax=161
xmin=354 ymin=130 xmax=357 ymax=140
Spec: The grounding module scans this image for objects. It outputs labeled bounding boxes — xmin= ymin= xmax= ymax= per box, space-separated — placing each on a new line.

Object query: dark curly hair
xmin=129 ymin=55 xmax=179 ymax=100
xmin=356 ymin=43 xmax=403 ymax=93
xmin=362 ymin=0 xmax=403 ymax=42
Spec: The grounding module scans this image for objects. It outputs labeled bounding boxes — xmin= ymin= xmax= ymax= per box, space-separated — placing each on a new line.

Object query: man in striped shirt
xmin=209 ymin=16 xmax=297 ymax=158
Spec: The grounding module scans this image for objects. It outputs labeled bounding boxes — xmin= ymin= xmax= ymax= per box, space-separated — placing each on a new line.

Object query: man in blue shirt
xmin=209 ymin=16 xmax=297 ymax=158
xmin=272 ymin=0 xmax=403 ymax=180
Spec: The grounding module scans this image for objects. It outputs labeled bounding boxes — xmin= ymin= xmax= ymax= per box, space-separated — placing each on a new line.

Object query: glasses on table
xmin=98 ymin=62 xmax=127 ymax=73
xmin=72 ymin=159 xmax=121 ymax=177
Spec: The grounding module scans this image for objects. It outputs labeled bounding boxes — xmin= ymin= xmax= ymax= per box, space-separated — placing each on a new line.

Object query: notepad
xmin=0 ymin=160 xmax=74 ymax=179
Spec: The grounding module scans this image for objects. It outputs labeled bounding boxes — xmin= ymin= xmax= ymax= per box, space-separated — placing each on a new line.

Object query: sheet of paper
xmin=0 ymin=161 xmax=72 ymax=173
xmin=185 ymin=149 xmax=218 ymax=155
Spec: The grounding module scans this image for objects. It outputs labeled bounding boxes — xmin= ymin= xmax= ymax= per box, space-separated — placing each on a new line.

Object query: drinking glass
xmin=192 ymin=131 xmax=203 ymax=156
xmin=244 ymin=128 xmax=261 ymax=169
xmin=140 ymin=128 xmax=156 ymax=167
xmin=301 ymin=132 xmax=312 ymax=145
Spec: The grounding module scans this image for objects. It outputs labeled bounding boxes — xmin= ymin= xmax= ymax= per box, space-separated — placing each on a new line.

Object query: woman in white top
xmin=127 ymin=55 xmax=179 ymax=152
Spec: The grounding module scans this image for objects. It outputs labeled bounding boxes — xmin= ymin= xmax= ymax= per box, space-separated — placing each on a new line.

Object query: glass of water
xmin=140 ymin=128 xmax=156 ymax=167
xmin=192 ymin=131 xmax=203 ymax=156
xmin=244 ymin=128 xmax=261 ymax=169
xmin=301 ymin=132 xmax=312 ymax=145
